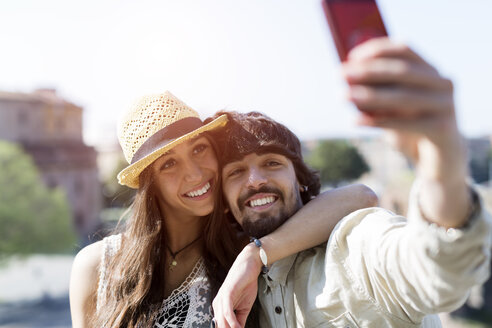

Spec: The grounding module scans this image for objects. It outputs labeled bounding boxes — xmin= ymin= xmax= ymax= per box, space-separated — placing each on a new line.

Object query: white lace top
xmin=97 ymin=234 xmax=213 ymax=328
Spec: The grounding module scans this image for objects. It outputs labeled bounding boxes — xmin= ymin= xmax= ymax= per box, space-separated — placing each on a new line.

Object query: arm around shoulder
xmin=336 ymin=183 xmax=378 ymax=209
xmin=261 ymin=183 xmax=378 ymax=264
xmin=70 ymin=241 xmax=103 ymax=328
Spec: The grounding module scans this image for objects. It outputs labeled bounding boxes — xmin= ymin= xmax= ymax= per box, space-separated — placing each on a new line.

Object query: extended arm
xmin=212 ymin=184 xmax=377 ymax=328
xmin=343 ymin=38 xmax=470 ymax=228
xmin=338 ymin=38 xmax=491 ymax=319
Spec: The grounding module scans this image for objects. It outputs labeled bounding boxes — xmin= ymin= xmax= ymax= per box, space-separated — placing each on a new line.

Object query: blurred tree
xmin=307 ymin=139 xmax=369 ymax=187
xmin=102 ymin=156 xmax=136 ymax=208
xmin=0 ymin=141 xmax=75 ymax=258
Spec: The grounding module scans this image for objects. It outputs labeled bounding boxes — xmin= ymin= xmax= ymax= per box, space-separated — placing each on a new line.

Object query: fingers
xmin=356 ymin=111 xmax=456 ymax=136
xmin=348 ymin=37 xmax=429 ymax=66
xmin=236 ymin=312 xmax=250 ymax=328
xmin=342 ymin=38 xmax=455 ymax=127
xmin=213 ymin=296 xmax=252 ymax=328
xmin=344 ymin=37 xmax=450 ymax=94
xmin=212 ymin=294 xmax=242 ymax=328
xmin=347 ymin=85 xmax=454 ymax=118
xmin=223 ymin=302 xmax=242 ymax=328
xmin=342 ymin=58 xmax=450 ymax=91
xmin=344 ymin=38 xmax=462 ymax=163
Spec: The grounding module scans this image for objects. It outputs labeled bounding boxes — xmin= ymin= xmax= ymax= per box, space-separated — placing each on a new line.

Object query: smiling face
xmin=152 ymin=136 xmax=218 ymax=220
xmin=222 ymin=152 xmax=303 ymax=238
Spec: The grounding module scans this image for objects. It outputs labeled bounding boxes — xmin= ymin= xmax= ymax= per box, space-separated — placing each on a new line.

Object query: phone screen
xmin=322 ymin=0 xmax=387 ymax=61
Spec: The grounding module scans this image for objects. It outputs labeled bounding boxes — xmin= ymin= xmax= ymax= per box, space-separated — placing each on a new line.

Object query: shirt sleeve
xmin=333 ymin=181 xmax=492 ymax=323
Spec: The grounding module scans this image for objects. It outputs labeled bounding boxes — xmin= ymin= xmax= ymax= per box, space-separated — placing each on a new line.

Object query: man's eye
xmin=227 ymin=168 xmax=243 ymax=177
xmin=193 ymin=144 xmax=207 ymax=154
xmin=266 ymin=160 xmax=280 ymax=167
xmin=161 ymin=159 xmax=176 ymax=170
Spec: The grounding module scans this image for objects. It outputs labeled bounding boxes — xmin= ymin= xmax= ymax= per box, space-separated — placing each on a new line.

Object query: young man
xmin=210 ymin=38 xmax=492 ymax=327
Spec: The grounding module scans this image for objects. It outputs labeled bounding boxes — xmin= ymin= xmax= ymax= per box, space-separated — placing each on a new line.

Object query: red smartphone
xmin=322 ymin=0 xmax=388 ymax=61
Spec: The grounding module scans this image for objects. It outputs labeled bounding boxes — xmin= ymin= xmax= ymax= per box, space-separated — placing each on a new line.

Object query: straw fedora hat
xmin=117 ymin=91 xmax=227 ymax=189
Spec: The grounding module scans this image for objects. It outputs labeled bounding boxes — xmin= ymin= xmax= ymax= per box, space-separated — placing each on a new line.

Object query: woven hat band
xmin=131 ymin=117 xmax=203 ymax=164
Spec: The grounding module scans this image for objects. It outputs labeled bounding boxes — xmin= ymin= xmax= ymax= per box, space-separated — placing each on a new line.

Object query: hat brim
xmin=117 ymin=114 xmax=228 ymax=189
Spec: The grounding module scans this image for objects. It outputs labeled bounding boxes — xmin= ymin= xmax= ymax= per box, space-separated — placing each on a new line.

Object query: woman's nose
xmin=184 ymin=160 xmax=203 ymax=183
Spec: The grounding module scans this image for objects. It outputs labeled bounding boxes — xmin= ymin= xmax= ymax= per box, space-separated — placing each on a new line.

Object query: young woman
xmin=69 ymin=91 xmax=377 ymax=328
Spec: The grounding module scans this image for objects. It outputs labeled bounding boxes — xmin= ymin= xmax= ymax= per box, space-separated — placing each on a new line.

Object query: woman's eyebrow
xmin=189 ymin=136 xmax=205 ymax=145
xmin=162 ymin=149 xmax=175 ymax=156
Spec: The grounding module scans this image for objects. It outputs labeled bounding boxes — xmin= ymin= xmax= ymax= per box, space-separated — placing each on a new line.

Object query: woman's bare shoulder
xmin=73 ymin=240 xmax=104 ymax=274
xmin=70 ymin=241 xmax=105 ymax=328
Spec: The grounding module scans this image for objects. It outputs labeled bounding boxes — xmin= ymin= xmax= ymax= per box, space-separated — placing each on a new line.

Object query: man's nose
xmin=184 ymin=160 xmax=203 ymax=183
xmin=246 ymin=167 xmax=267 ymax=190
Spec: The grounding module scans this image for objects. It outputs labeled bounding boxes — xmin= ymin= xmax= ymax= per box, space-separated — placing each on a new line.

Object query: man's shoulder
xmin=324 ymin=207 xmax=406 ymax=252
xmin=291 ymin=207 xmax=405 ymax=262
xmin=276 ymin=208 xmax=407 ymax=286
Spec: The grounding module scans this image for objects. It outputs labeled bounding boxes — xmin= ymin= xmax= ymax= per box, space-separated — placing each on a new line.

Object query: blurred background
xmin=0 ymin=0 xmax=491 ymax=327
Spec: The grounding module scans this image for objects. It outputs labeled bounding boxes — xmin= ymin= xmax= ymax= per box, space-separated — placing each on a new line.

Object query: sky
xmin=1 ymin=0 xmax=491 ymax=148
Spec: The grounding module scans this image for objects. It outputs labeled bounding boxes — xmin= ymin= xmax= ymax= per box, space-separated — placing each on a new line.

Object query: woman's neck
xmin=162 ymin=214 xmax=206 ymax=297
xmin=163 ymin=213 xmax=206 ymax=252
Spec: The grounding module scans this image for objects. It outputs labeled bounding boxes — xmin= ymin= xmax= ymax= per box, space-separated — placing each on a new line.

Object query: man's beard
xmin=237 ymin=185 xmax=301 ymax=238
xmin=241 ymin=208 xmax=291 ymax=238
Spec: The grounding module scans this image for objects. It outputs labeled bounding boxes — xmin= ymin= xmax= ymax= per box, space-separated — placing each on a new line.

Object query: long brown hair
xmin=91 ymin=136 xmax=242 ymax=327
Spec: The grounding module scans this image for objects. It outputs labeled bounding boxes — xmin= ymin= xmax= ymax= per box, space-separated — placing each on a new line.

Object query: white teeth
xmin=186 ymin=182 xmax=211 ymax=198
xmin=249 ymin=196 xmax=275 ymax=207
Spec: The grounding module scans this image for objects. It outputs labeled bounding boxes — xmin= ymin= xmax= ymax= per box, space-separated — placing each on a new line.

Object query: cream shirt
xmin=258 ymin=187 xmax=491 ymax=327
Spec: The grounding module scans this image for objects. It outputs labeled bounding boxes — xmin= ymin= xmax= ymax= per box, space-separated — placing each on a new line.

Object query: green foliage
xmin=307 ymin=139 xmax=369 ymax=187
xmin=102 ymin=156 xmax=135 ymax=208
xmin=0 ymin=141 xmax=75 ymax=258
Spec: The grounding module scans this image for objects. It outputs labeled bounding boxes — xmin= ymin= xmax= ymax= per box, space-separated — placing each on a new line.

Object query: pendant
xmin=169 ymin=259 xmax=177 ymax=271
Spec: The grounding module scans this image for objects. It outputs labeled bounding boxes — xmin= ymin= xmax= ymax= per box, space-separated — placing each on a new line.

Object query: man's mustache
xmin=237 ymin=186 xmax=283 ymax=211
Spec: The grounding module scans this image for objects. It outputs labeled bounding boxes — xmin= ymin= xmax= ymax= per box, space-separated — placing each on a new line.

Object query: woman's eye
xmin=161 ymin=159 xmax=176 ymax=170
xmin=193 ymin=144 xmax=207 ymax=154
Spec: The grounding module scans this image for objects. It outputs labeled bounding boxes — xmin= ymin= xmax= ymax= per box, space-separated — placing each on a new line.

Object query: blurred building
xmin=353 ymin=136 xmax=491 ymax=214
xmin=354 ymin=137 xmax=413 ymax=215
xmin=0 ymin=89 xmax=101 ymax=240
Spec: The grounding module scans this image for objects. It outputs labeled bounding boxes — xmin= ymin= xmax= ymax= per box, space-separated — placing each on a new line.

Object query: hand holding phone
xmin=322 ymin=0 xmax=388 ymax=61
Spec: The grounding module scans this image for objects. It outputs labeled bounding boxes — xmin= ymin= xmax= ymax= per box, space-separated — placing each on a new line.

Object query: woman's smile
xmin=183 ymin=179 xmax=213 ymax=200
